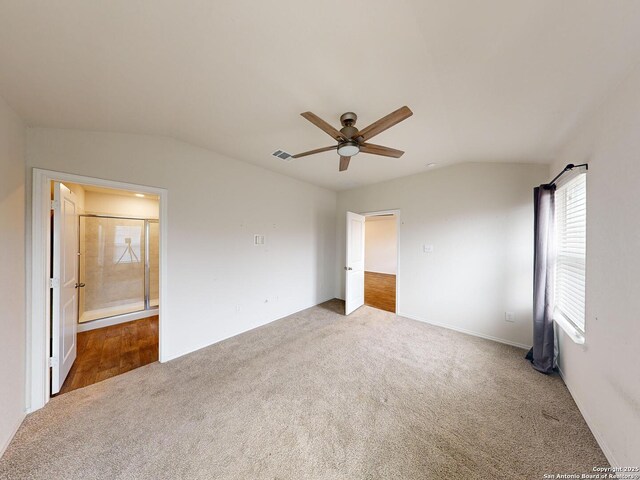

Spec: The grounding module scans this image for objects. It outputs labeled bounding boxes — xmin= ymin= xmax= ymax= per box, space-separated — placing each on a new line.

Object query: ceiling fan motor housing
xmin=340 ymin=112 xmax=362 ymax=142
xmin=340 ymin=125 xmax=360 ymax=140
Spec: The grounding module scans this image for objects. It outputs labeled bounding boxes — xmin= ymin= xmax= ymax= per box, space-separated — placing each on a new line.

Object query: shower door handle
xmin=75 ymin=283 xmax=86 ymax=289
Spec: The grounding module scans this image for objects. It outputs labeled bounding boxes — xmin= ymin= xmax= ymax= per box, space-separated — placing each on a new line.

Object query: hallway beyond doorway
xmin=364 ymin=271 xmax=396 ymax=313
xmin=363 ymin=212 xmax=398 ymax=314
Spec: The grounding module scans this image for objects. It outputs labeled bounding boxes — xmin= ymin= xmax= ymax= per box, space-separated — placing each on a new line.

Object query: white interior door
xmin=51 ymin=182 xmax=79 ymax=394
xmin=345 ymin=211 xmax=366 ymax=315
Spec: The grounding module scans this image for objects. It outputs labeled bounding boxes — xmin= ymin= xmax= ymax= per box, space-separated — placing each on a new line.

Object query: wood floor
xmin=57 ymin=316 xmax=159 ymax=395
xmin=365 ymin=271 xmax=396 ymax=313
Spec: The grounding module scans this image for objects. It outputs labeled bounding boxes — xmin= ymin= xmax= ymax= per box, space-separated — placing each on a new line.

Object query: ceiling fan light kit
xmin=292 ymin=106 xmax=413 ymax=171
xmin=337 ymin=141 xmax=360 ymax=157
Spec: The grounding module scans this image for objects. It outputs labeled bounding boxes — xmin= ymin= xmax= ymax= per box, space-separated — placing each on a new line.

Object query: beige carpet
xmin=0 ymin=300 xmax=608 ymax=479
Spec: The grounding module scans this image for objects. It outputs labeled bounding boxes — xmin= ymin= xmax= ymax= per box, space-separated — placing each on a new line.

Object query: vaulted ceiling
xmin=1 ymin=1 xmax=639 ymax=190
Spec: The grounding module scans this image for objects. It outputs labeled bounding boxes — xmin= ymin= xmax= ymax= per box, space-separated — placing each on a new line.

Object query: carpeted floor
xmin=0 ymin=300 xmax=608 ymax=479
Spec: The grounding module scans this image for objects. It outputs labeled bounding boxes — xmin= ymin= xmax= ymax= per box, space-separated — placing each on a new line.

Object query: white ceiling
xmin=1 ymin=1 xmax=639 ymax=191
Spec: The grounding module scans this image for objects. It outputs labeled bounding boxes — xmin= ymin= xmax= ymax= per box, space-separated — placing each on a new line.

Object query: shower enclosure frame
xmin=78 ymin=213 xmax=159 ymax=325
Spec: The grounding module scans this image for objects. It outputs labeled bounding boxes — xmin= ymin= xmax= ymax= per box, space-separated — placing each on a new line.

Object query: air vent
xmin=272 ymin=149 xmax=293 ymax=161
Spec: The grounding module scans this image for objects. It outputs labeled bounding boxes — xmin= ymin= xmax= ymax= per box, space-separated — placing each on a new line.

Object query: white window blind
xmin=554 ymin=173 xmax=587 ymax=332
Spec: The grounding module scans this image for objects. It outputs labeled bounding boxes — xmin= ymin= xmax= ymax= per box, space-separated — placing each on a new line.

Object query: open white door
xmin=345 ymin=211 xmax=366 ymax=315
xmin=51 ymin=182 xmax=79 ymax=394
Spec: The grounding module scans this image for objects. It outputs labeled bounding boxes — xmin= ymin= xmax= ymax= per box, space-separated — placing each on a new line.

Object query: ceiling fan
xmin=292 ymin=106 xmax=413 ymax=171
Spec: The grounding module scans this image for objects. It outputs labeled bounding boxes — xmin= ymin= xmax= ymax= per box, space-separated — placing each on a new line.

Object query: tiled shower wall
xmin=79 ymin=216 xmax=158 ymax=322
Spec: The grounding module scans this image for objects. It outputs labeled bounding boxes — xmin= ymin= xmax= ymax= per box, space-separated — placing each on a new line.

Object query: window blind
xmin=554 ymin=173 xmax=587 ymax=331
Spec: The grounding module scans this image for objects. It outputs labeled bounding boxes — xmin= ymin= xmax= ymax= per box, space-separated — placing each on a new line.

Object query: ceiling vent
xmin=272 ymin=149 xmax=293 ymax=161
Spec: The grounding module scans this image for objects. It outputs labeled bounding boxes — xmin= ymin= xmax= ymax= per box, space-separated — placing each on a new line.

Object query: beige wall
xmin=551 ymin=64 xmax=640 ymax=466
xmin=84 ymin=191 xmax=159 ymax=218
xmin=27 ymin=128 xmax=337 ymax=361
xmin=62 ymin=182 xmax=86 ymax=213
xmin=337 ymin=162 xmax=549 ymax=348
xmin=364 ymin=216 xmax=397 ymax=274
xmin=0 ymin=96 xmax=25 ymax=454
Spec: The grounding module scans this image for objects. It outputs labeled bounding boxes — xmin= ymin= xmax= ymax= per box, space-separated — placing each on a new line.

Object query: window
xmin=554 ymin=173 xmax=587 ymax=335
xmin=113 ymin=225 xmax=143 ymax=264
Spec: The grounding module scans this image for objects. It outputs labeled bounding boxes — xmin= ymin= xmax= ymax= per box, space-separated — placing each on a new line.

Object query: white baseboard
xmin=0 ymin=412 xmax=26 ymax=459
xmin=365 ymin=270 xmax=397 ymax=275
xmin=397 ymin=311 xmax=532 ymax=350
xmin=161 ymin=297 xmax=335 ymax=363
xmin=77 ymin=308 xmax=159 ymax=332
xmin=557 ymin=366 xmax=619 ymax=469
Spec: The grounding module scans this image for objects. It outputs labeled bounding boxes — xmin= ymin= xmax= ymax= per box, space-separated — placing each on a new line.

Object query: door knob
xmin=75 ymin=282 xmax=86 ymax=288
xmin=344 ymin=267 xmax=353 ymax=271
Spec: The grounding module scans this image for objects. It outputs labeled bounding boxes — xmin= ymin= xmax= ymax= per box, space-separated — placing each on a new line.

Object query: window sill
xmin=553 ymin=311 xmax=585 ymax=345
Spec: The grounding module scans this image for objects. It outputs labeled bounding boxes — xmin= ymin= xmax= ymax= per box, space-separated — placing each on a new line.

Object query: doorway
xmin=29 ymin=169 xmax=167 ymax=412
xmin=50 ymin=182 xmax=160 ymax=395
xmin=344 ymin=210 xmax=400 ymax=315
xmin=364 ymin=214 xmax=398 ymax=313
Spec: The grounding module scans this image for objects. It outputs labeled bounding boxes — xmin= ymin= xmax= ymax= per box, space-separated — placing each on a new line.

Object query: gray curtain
xmin=526 ymin=185 xmax=556 ymax=374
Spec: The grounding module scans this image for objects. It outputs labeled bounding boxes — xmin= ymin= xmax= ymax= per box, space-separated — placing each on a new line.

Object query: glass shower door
xmin=79 ymin=216 xmax=146 ymax=323
xmin=148 ymin=220 xmax=159 ymax=308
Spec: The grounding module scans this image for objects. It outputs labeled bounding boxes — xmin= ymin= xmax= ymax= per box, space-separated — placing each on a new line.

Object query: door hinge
xmin=48 ymin=357 xmax=57 ymax=368
xmin=50 ymin=200 xmax=59 ymax=210
xmin=49 ymin=278 xmax=60 ymax=288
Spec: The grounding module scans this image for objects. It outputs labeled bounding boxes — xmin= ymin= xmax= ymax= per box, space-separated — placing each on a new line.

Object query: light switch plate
xmin=254 ymin=234 xmax=265 ymax=245
xmin=505 ymin=312 xmax=516 ymax=323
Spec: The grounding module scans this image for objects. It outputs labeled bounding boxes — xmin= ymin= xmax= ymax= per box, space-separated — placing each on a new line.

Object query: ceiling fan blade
xmin=292 ymin=145 xmax=337 ymax=159
xmin=360 ymin=143 xmax=405 ymax=158
xmin=339 ymin=156 xmax=351 ymax=172
xmin=300 ymin=112 xmax=346 ymax=141
xmin=358 ymin=106 xmax=413 ymax=141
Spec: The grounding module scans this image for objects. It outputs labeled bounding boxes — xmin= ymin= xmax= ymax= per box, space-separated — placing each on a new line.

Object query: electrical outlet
xmin=423 ymin=244 xmax=434 ymax=253
xmin=505 ymin=312 xmax=516 ymax=323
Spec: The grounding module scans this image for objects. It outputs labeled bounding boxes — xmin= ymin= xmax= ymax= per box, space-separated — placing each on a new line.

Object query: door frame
xmin=28 ymin=168 xmax=169 ymax=413
xmin=361 ymin=209 xmax=401 ymax=313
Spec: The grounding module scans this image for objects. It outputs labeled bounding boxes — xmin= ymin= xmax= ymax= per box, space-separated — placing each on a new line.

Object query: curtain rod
xmin=545 ymin=163 xmax=588 ymax=187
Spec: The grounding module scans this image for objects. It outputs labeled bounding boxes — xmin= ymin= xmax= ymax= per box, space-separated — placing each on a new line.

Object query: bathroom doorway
xmin=51 ymin=182 xmax=161 ymax=395
xmin=364 ymin=213 xmax=398 ymax=313
xmin=29 ymin=168 xmax=168 ymax=411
